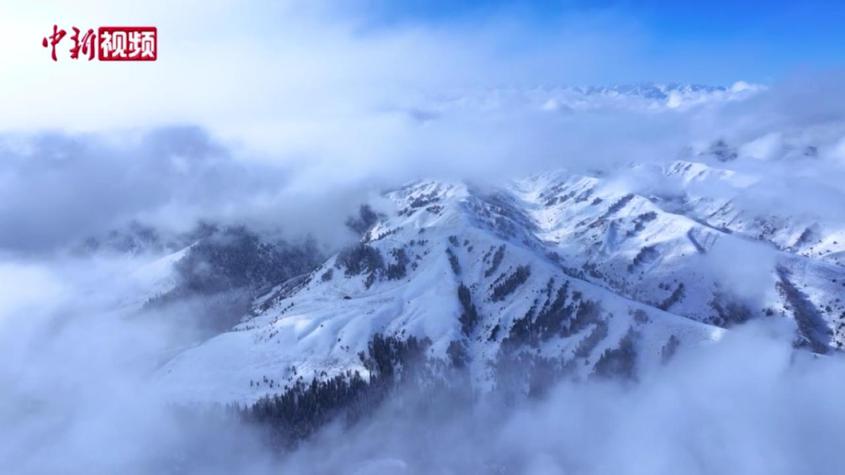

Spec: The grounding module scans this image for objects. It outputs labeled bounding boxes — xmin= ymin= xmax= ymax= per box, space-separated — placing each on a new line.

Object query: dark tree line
xmin=337 ymin=243 xmax=385 ymax=288
xmin=593 ymin=330 xmax=639 ymax=381
xmin=501 ymin=284 xmax=601 ymax=351
xmin=145 ymin=225 xmax=323 ymax=333
xmin=386 ymin=248 xmax=409 ymax=280
xmin=658 ymin=282 xmax=686 ymax=311
xmin=708 ymin=291 xmax=752 ymax=327
xmin=236 ymin=334 xmax=432 ymax=449
xmin=458 ymin=283 xmax=479 ymax=336
xmin=345 ymin=204 xmax=380 ymax=235
xmin=490 ymin=265 xmax=531 ymax=302
xmin=446 ymin=248 xmax=462 ymax=275
xmin=484 ymin=245 xmax=506 ymax=278
xmin=337 ymin=244 xmax=412 ymax=287
xmin=776 ymin=266 xmax=832 ymax=353
xmin=173 ymin=226 xmax=321 ymax=296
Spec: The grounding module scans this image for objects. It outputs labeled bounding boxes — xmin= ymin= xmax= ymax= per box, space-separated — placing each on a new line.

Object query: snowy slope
xmin=143 ymin=88 xmax=845 ymax=404
xmin=156 ymin=180 xmax=727 ymax=404
xmin=155 ymin=153 xmax=845 ymax=404
xmin=662 ymin=159 xmax=845 ymax=267
xmin=516 ymin=164 xmax=845 ymax=349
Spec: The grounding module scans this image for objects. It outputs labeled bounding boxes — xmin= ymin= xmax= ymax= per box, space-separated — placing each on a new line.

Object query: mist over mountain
xmin=2 ymin=76 xmax=845 ymax=473
xmin=3 ymin=1 xmax=845 ymax=470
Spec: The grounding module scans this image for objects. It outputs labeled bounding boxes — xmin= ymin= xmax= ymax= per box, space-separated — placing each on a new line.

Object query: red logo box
xmin=98 ymin=26 xmax=157 ymax=61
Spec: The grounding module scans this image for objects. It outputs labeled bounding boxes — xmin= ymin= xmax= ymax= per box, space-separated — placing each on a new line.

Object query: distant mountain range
xmin=401 ymin=82 xmax=763 ymax=119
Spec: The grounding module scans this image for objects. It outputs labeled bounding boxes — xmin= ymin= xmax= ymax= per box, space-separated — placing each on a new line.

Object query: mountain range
xmin=121 ymin=155 xmax=844 ymax=405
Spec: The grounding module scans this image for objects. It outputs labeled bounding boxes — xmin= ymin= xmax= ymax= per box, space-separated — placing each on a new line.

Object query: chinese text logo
xmin=42 ymin=25 xmax=157 ymax=62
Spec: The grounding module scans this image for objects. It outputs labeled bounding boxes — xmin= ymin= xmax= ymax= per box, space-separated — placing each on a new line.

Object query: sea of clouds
xmin=2 ymin=1 xmax=845 ymax=473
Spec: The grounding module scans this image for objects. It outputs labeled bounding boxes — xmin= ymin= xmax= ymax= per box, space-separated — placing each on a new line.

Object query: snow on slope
xmin=662 ymin=159 xmax=845 ymax=266
xmin=155 ymin=152 xmax=845 ymax=403
xmin=156 ymin=180 xmax=727 ymax=404
xmin=146 ymin=89 xmax=845 ymax=404
xmin=516 ymin=163 xmax=845 ymax=349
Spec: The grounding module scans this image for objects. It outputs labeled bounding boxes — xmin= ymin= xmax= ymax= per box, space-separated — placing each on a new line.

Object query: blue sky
xmin=1 ymin=0 xmax=842 ymax=132
xmin=359 ymin=0 xmax=845 ymax=84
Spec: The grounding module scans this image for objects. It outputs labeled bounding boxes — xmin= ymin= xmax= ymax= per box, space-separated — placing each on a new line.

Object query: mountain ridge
xmin=152 ymin=159 xmax=845 ymax=404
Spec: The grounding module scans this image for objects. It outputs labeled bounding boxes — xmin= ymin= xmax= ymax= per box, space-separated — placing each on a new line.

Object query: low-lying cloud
xmin=1 ymin=3 xmax=845 ymax=473
xmin=272 ymin=321 xmax=845 ymax=475
xmin=3 ymin=73 xmax=845 ymax=257
xmin=2 ymin=258 xmax=843 ymax=475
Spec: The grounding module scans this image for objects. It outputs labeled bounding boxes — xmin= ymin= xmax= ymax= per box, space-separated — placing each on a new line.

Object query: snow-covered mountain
xmin=410 ymin=82 xmax=762 ymax=117
xmin=152 ymin=154 xmax=845 ymax=405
